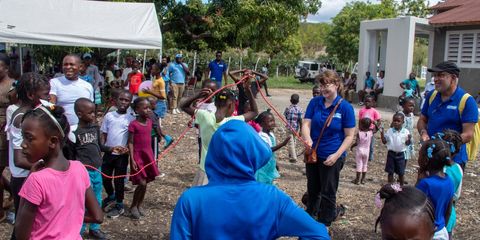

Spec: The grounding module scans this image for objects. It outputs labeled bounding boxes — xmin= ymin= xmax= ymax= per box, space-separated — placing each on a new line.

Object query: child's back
xmin=356 ymin=130 xmax=372 ymax=161
xmin=417 ymin=175 xmax=454 ymax=232
xmin=19 ymin=160 xmax=90 ymax=240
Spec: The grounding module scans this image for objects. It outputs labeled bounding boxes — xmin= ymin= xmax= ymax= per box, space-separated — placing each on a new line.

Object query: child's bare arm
xmin=15 ymin=198 xmax=37 ymax=240
xmin=406 ymin=134 xmax=412 ymax=146
xmin=351 ymin=133 xmax=359 ymax=151
xmin=228 ymin=69 xmax=244 ymax=83
xmin=83 ymin=187 xmax=104 ymax=223
xmin=128 ymin=133 xmax=137 ymax=172
xmin=98 ymin=129 xmax=112 ymax=153
xmin=380 ymin=128 xmax=387 ymax=144
xmin=253 ymin=70 xmax=268 ymax=85
xmin=272 ymin=136 xmax=291 ymax=152
xmin=242 ymin=79 xmax=259 ymax=122
xmin=179 ymin=88 xmax=211 ymax=117
xmin=155 ymin=125 xmax=164 ymax=139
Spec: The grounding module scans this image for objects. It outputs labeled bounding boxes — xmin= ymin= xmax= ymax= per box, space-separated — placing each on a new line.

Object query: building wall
xmin=433 ymin=25 xmax=480 ymax=95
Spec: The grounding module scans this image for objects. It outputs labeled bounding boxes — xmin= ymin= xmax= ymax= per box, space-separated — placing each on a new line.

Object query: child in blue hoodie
xmin=171 ymin=120 xmax=330 ymax=240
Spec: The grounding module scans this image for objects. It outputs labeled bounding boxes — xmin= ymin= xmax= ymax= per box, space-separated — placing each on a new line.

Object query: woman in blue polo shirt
xmin=302 ymin=70 xmax=355 ymax=226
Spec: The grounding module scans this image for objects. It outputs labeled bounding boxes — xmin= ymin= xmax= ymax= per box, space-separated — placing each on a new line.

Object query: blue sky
xmin=307 ymin=0 xmax=442 ymax=23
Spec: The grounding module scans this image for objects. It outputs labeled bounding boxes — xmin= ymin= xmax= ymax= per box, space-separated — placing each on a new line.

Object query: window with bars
xmin=445 ymin=31 xmax=480 ymax=68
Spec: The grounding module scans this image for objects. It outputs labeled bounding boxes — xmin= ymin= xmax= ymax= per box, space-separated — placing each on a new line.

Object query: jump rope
xmin=84 ymin=73 xmax=311 ymax=179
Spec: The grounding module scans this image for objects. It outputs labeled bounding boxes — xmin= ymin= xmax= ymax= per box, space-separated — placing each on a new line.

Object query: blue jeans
xmin=82 ymin=169 xmax=103 ymax=233
xmin=155 ymin=100 xmax=167 ymax=118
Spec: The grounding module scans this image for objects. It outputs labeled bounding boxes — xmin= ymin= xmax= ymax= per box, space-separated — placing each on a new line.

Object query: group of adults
xmin=300 ymin=60 xmax=478 ymax=231
xmin=1 ymin=46 xmax=477 ymax=238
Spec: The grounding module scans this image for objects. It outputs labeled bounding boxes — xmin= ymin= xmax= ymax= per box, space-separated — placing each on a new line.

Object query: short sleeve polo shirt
xmin=208 ymin=60 xmax=227 ymax=84
xmin=421 ymin=87 xmax=479 ymax=164
xmin=304 ymin=95 xmax=356 ymax=159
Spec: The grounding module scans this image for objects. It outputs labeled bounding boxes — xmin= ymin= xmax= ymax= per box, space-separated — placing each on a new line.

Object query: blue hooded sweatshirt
xmin=170 ymin=120 xmax=330 ymax=240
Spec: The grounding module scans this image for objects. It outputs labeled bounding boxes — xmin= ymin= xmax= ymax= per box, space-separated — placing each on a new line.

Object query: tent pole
xmin=142 ymin=49 xmax=147 ymax=73
xmin=116 ymin=49 xmax=121 ymax=65
xmin=19 ymin=45 xmax=23 ymax=75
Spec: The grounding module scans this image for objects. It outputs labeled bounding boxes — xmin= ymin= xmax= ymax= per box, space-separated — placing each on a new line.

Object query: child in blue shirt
xmin=435 ymin=129 xmax=464 ymax=239
xmin=416 ymin=137 xmax=455 ymax=240
xmin=254 ymin=110 xmax=290 ymax=184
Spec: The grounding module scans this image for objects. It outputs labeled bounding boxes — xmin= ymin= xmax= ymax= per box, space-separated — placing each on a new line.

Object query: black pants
xmin=305 ymin=156 xmax=345 ymax=226
xmin=10 ymin=176 xmax=27 ymax=240
xmin=262 ymin=81 xmax=269 ymax=95
xmin=102 ymin=153 xmax=129 ymax=203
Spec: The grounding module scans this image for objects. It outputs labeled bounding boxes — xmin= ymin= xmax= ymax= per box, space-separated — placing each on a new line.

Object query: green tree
xmin=325 ymin=0 xmax=397 ymax=65
xmin=298 ymin=22 xmax=331 ymax=58
xmin=398 ymin=0 xmax=431 ymax=18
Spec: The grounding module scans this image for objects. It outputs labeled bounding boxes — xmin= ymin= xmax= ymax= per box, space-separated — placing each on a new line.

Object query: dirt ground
xmin=1 ymin=88 xmax=479 ymax=239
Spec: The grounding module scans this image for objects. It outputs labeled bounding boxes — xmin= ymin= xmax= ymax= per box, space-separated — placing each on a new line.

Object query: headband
xmin=34 ymin=105 xmax=65 ymax=138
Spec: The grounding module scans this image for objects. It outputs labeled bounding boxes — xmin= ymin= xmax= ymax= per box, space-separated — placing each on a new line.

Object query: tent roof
xmin=0 ymin=0 xmax=162 ymax=49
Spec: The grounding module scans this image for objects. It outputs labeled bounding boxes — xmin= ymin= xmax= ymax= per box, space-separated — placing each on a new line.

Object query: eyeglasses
xmin=433 ymin=72 xmax=452 ymax=78
xmin=319 ymin=83 xmax=334 ymax=89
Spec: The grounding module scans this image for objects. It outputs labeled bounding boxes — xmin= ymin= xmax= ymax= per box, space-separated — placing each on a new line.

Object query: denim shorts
xmin=155 ymin=100 xmax=167 ymax=118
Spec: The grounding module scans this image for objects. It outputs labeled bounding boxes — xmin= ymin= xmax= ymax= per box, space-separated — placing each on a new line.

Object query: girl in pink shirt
xmin=15 ymin=105 xmax=103 ymax=240
xmin=358 ymin=95 xmax=381 ymax=162
xmin=350 ymin=118 xmax=373 ymax=184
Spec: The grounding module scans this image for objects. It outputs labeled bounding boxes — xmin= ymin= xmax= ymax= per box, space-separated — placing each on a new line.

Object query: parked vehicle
xmin=294 ymin=60 xmax=320 ymax=83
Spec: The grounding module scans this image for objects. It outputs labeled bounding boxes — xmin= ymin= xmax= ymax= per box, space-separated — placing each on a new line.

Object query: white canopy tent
xmin=0 ymin=0 xmax=162 ymax=72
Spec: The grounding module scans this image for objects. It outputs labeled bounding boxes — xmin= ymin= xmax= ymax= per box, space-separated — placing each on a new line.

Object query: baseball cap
xmin=82 ymin=53 xmax=92 ymax=59
xmin=175 ymin=54 xmax=183 ymax=59
xmin=427 ymin=61 xmax=460 ymax=77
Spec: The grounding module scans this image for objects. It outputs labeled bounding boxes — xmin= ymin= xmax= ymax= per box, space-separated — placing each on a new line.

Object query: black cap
xmin=427 ymin=61 xmax=460 ymax=77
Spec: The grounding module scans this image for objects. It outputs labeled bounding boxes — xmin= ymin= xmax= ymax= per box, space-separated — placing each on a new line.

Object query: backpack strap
xmin=428 ymin=90 xmax=438 ymax=105
xmin=458 ymin=93 xmax=471 ymax=116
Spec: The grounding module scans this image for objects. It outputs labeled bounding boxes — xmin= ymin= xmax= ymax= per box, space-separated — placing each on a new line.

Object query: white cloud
xmin=306 ymin=0 xmax=443 ymax=23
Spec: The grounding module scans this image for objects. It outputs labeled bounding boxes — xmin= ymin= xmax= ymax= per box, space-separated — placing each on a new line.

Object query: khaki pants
xmin=171 ymin=83 xmax=185 ymax=109
xmin=288 ymin=133 xmax=297 ymax=161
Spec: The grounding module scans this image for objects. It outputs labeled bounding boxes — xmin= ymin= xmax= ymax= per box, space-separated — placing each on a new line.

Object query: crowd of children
xmin=0 ymin=54 xmax=477 ymax=240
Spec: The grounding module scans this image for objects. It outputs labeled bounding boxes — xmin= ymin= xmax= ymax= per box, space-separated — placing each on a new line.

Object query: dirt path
xmin=1 ymin=88 xmax=478 ymax=239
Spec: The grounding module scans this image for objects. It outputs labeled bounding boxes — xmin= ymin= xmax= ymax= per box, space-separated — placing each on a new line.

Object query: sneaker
xmin=101 ymin=196 xmax=115 ymax=211
xmin=289 ymin=158 xmax=297 ymax=163
xmin=106 ymin=204 xmax=124 ymax=219
xmin=124 ymin=184 xmax=135 ymax=193
xmin=358 ymin=102 xmax=364 ymax=106
xmin=89 ymin=229 xmax=107 ymax=240
xmin=130 ymin=206 xmax=140 ymax=220
xmin=159 ymin=173 xmax=166 ymax=178
xmin=164 ymin=135 xmax=173 ymax=149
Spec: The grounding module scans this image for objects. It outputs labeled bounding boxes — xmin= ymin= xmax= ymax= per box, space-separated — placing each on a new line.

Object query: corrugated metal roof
xmin=429 ymin=0 xmax=480 ymax=26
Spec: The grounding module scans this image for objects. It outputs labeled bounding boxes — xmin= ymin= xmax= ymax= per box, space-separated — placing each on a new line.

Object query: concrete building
xmin=357 ymin=0 xmax=480 ymax=109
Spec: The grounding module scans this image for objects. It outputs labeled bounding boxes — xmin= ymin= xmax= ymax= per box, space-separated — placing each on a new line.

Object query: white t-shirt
xmin=375 ymin=77 xmax=384 ymax=89
xmin=50 ymin=76 xmax=94 ymax=126
xmin=384 ymin=128 xmax=410 ymax=152
xmin=196 ymin=102 xmax=217 ymax=136
xmin=101 ymin=111 xmax=135 ymax=150
xmin=8 ymin=113 xmax=29 ymax=178
xmin=121 ymin=67 xmax=133 ymax=90
xmin=5 ymin=104 xmax=19 ymax=140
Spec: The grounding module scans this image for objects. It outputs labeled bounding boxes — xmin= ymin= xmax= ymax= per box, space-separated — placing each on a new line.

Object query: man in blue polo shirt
xmin=168 ymin=54 xmax=190 ymax=114
xmin=208 ymin=51 xmax=228 ymax=88
xmin=418 ymin=61 xmax=478 ymax=170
